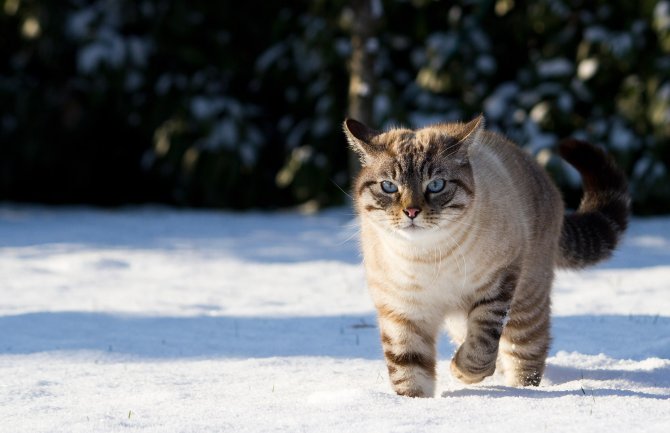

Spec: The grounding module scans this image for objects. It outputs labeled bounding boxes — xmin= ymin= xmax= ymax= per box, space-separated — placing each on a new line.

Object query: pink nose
xmin=403 ymin=207 xmax=421 ymax=219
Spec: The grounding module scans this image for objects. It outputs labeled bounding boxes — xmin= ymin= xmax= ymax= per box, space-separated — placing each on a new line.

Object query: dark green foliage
xmin=0 ymin=0 xmax=351 ymax=208
xmin=1 ymin=0 xmax=669 ymax=213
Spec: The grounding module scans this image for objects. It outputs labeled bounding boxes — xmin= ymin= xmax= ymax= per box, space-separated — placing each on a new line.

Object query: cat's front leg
xmin=377 ymin=304 xmax=439 ymax=398
xmin=450 ymin=272 xmax=517 ymax=384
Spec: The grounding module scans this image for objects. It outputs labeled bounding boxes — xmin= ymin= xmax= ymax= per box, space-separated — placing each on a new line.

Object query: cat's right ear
xmin=343 ymin=118 xmax=383 ymax=165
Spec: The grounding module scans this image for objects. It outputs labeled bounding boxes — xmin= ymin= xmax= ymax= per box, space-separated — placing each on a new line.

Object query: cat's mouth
xmin=395 ymin=222 xmax=431 ymax=239
xmin=399 ymin=222 xmax=425 ymax=231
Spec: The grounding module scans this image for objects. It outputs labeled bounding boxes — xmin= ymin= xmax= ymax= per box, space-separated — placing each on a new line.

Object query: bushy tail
xmin=557 ymin=139 xmax=630 ymax=269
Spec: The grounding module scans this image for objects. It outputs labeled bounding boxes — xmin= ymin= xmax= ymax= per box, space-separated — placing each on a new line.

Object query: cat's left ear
xmin=343 ymin=118 xmax=384 ymax=165
xmin=448 ymin=114 xmax=484 ymax=165
xmin=457 ymin=114 xmax=485 ymax=147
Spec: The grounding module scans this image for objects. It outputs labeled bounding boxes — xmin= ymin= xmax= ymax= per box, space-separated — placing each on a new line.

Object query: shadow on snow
xmin=0 ymin=207 xmax=361 ymax=264
xmin=2 ymin=312 xmax=669 ymax=396
xmin=442 ymin=382 xmax=670 ymax=400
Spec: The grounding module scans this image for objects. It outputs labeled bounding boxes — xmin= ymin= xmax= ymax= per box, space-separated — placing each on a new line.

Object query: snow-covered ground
xmin=1 ymin=206 xmax=669 ymax=433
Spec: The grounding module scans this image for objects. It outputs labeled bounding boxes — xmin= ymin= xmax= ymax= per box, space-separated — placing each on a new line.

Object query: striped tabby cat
xmin=344 ymin=115 xmax=629 ymax=397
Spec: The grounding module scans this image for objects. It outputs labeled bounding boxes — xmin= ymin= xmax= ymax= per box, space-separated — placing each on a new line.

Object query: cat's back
xmin=472 ymin=131 xmax=561 ymax=207
xmin=470 ymin=130 xmax=564 ymax=247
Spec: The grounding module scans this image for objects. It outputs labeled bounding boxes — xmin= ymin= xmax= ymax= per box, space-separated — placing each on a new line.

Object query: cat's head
xmin=344 ymin=116 xmax=483 ymax=238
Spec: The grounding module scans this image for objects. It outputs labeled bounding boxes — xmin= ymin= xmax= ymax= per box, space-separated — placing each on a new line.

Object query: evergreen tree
xmin=1 ymin=0 xmax=668 ymax=213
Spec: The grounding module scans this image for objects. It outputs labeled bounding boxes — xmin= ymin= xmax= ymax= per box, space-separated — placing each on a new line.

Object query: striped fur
xmin=344 ymin=116 xmax=630 ymax=397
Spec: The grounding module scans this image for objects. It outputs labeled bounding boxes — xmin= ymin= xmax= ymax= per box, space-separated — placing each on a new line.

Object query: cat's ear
xmin=456 ymin=114 xmax=485 ymax=147
xmin=440 ymin=114 xmax=484 ymax=165
xmin=449 ymin=114 xmax=484 ymax=164
xmin=343 ymin=118 xmax=383 ymax=164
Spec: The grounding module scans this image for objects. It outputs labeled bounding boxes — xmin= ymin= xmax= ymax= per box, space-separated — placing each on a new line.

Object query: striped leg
xmin=450 ymin=273 xmax=516 ymax=384
xmin=499 ymin=287 xmax=551 ymax=386
xmin=377 ymin=305 xmax=439 ymax=398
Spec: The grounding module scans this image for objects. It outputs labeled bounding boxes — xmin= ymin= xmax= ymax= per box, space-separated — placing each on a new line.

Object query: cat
xmin=343 ymin=115 xmax=629 ymax=397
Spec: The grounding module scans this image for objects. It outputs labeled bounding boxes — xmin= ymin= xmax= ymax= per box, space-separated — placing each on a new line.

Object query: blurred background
xmin=0 ymin=0 xmax=668 ymax=214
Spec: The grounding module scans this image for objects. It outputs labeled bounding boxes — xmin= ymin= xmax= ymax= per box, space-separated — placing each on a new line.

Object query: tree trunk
xmin=346 ymin=0 xmax=381 ymax=179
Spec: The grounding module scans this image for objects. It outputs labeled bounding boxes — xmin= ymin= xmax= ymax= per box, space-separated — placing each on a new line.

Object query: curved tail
xmin=556 ymin=139 xmax=630 ymax=269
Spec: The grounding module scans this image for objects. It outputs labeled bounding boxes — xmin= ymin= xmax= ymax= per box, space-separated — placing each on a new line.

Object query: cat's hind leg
xmin=450 ymin=271 xmax=517 ymax=384
xmin=498 ymin=280 xmax=551 ymax=386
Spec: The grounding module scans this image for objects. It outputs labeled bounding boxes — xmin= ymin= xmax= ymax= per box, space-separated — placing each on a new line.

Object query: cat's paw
xmin=390 ymin=374 xmax=435 ymax=398
xmin=450 ymin=349 xmax=496 ymax=384
xmin=394 ymin=387 xmax=430 ymax=398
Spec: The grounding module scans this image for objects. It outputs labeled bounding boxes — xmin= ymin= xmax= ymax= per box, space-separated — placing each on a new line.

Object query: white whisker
xmin=330 ymin=179 xmax=353 ymax=200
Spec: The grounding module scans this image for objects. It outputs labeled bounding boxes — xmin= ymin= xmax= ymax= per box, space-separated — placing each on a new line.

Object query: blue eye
xmin=381 ymin=180 xmax=398 ymax=193
xmin=427 ymin=179 xmax=446 ymax=193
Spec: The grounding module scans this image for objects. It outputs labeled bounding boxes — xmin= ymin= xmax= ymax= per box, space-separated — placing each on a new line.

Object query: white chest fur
xmin=360 ymin=213 xmax=520 ymax=343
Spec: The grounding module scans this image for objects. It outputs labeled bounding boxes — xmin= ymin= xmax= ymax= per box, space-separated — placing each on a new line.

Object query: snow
xmin=609 ymin=118 xmax=636 ymax=151
xmin=476 ymin=55 xmax=496 ymax=75
xmin=536 ymin=58 xmax=573 ymax=78
xmin=77 ymin=31 xmax=126 ymax=73
xmin=67 ymin=7 xmax=97 ymax=39
xmin=1 ymin=206 xmax=669 ymax=433
xmin=483 ymin=82 xmax=519 ymax=120
xmin=583 ymin=26 xmax=634 ymax=58
xmin=255 ymin=44 xmax=286 ymax=73
xmin=655 ymin=1 xmax=670 ymax=31
xmin=371 ymin=0 xmax=384 ymax=19
xmin=530 ymin=101 xmax=550 ymax=123
xmin=577 ymin=58 xmax=599 ymax=81
xmin=191 ymin=97 xmax=227 ymax=121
